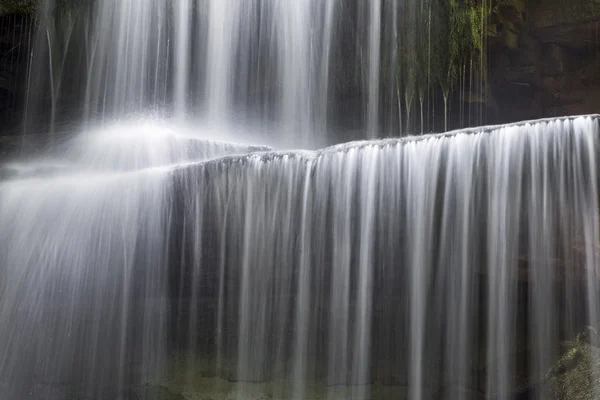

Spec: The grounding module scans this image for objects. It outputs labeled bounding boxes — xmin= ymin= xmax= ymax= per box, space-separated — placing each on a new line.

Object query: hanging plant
xmin=398 ymin=0 xmax=489 ymax=133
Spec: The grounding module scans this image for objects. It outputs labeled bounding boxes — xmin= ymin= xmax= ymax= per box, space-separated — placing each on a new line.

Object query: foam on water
xmin=65 ymin=121 xmax=270 ymax=171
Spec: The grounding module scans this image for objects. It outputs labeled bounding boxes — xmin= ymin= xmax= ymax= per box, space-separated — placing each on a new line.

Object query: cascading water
xmin=29 ymin=0 xmax=456 ymax=146
xmin=30 ymin=0 xmax=353 ymax=147
xmin=2 ymin=0 xmax=600 ymax=400
xmin=2 ymin=115 xmax=600 ymax=400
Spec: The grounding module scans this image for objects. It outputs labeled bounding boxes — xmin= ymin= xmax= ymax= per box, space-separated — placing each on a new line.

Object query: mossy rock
xmin=495 ymin=0 xmax=527 ymax=26
xmin=161 ymin=353 xmax=414 ymax=399
xmin=166 ymin=378 xmax=407 ymax=400
xmin=139 ymin=384 xmax=188 ymax=400
xmin=0 ymin=0 xmax=40 ymax=16
xmin=545 ymin=327 xmax=600 ymax=400
xmin=0 ymin=0 xmax=90 ymax=16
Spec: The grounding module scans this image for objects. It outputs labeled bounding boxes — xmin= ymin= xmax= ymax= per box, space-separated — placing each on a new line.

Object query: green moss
xmin=140 ymin=384 xmax=188 ymax=400
xmin=469 ymin=4 xmax=485 ymax=55
xmin=0 ymin=0 xmax=40 ymax=16
xmin=161 ymin=377 xmax=408 ymax=400
xmin=417 ymin=0 xmax=489 ymax=106
xmin=0 ymin=0 xmax=94 ymax=17
xmin=168 ymin=351 xmax=237 ymax=381
xmin=449 ymin=0 xmax=486 ymax=64
xmin=155 ymin=353 xmax=409 ymax=400
xmin=546 ymin=327 xmax=600 ymax=400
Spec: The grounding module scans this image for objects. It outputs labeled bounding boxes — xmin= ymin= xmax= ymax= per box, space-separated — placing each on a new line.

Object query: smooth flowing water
xmin=2 ymin=0 xmax=600 ymax=399
xmin=2 ymin=115 xmax=600 ymax=400
xmin=29 ymin=0 xmax=357 ymax=147
xmin=26 ymin=0 xmax=448 ymax=146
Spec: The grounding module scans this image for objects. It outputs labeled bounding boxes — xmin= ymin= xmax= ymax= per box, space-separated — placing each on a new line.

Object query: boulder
xmin=544 ymin=327 xmax=600 ymax=400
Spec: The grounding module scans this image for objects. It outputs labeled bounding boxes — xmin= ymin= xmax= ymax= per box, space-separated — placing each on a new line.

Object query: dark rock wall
xmin=487 ymin=0 xmax=600 ymax=124
xmin=0 ymin=14 xmax=33 ymax=133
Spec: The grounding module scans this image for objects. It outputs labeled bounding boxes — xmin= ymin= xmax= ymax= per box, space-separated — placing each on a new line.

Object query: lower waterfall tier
xmin=1 ymin=115 xmax=600 ymax=399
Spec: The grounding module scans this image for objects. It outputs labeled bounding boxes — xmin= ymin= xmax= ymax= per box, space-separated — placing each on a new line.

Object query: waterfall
xmin=33 ymin=0 xmax=508 ymax=145
xmin=25 ymin=0 xmax=341 ymax=145
xmin=2 ymin=115 xmax=600 ymax=399
xmin=3 ymin=0 xmax=600 ymax=399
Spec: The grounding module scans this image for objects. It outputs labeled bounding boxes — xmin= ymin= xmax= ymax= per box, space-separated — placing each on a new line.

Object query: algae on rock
xmin=140 ymin=384 xmax=188 ymax=400
xmin=546 ymin=327 xmax=600 ymax=400
xmin=0 ymin=0 xmax=39 ymax=16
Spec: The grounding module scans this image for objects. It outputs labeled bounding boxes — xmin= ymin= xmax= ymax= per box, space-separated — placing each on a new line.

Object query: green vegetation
xmin=0 ymin=0 xmax=91 ymax=16
xmin=140 ymin=384 xmax=188 ymax=400
xmin=0 ymin=0 xmax=40 ymax=15
xmin=545 ymin=327 xmax=600 ymax=400
xmin=156 ymin=352 xmax=411 ymax=400
xmin=161 ymin=376 xmax=408 ymax=400
xmin=399 ymin=0 xmax=489 ymax=132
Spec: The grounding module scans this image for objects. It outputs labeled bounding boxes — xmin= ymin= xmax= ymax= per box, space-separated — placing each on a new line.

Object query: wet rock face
xmin=0 ymin=13 xmax=32 ymax=131
xmin=491 ymin=0 xmax=528 ymax=49
xmin=487 ymin=0 xmax=600 ymax=125
xmin=531 ymin=0 xmax=600 ymax=47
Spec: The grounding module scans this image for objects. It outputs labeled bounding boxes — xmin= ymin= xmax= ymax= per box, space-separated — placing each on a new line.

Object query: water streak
xmin=1 ymin=116 xmax=600 ymax=400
